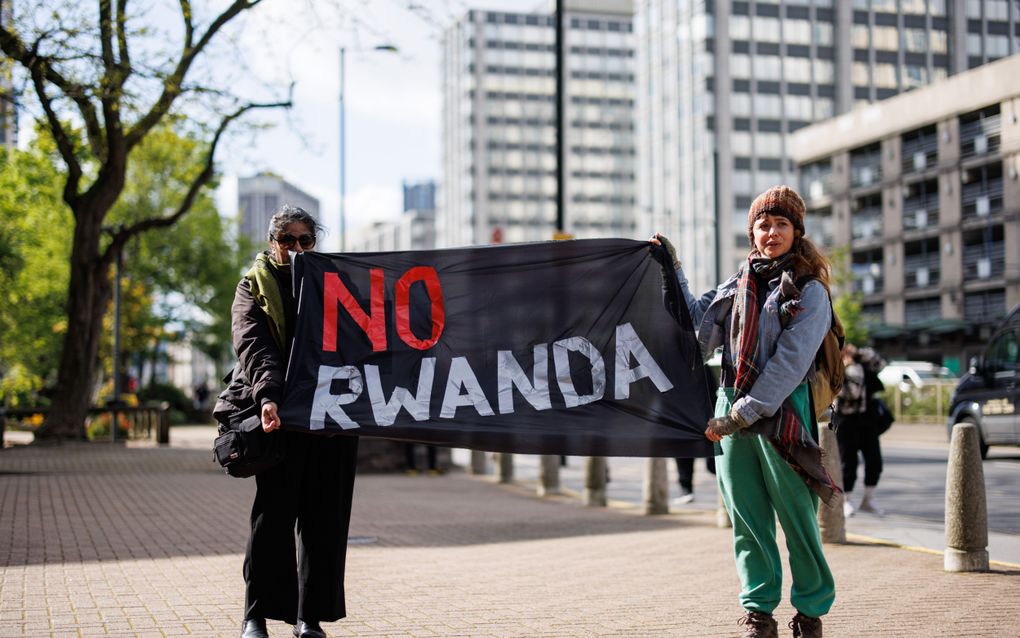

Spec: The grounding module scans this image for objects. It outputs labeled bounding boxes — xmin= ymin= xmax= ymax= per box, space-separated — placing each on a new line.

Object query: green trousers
xmin=715 ymin=387 xmax=835 ymax=618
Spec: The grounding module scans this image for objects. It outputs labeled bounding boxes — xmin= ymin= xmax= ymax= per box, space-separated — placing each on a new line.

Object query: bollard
xmin=584 ymin=457 xmax=607 ymax=507
xmin=498 ymin=453 xmax=514 ymax=484
xmin=643 ymin=458 xmax=669 ymax=515
xmin=537 ymin=455 xmax=561 ymax=496
xmin=944 ymin=422 xmax=989 ymax=572
xmin=716 ymin=490 xmax=731 ymax=528
xmin=469 ymin=450 xmax=489 ymax=475
xmin=816 ymin=424 xmax=847 ymax=544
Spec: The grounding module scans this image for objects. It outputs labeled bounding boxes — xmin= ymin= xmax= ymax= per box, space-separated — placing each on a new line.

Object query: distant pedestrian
xmin=405 ymin=443 xmax=443 ymax=476
xmin=833 ymin=344 xmax=887 ymax=517
xmin=652 ymin=185 xmax=838 ymax=638
xmin=671 ymin=456 xmax=715 ymax=506
xmin=214 ymin=205 xmax=358 ymax=638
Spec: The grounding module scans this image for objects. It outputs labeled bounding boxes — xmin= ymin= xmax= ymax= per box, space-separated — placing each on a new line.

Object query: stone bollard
xmin=643 ymin=458 xmax=669 ymax=515
xmin=817 ymin=424 xmax=847 ymax=544
xmin=584 ymin=457 xmax=607 ymax=507
xmin=537 ymin=455 xmax=561 ymax=496
xmin=469 ymin=450 xmax=489 ymax=475
xmin=498 ymin=453 xmax=514 ymax=484
xmin=716 ymin=491 xmax=731 ymax=528
xmin=944 ymin=422 xmax=989 ymax=572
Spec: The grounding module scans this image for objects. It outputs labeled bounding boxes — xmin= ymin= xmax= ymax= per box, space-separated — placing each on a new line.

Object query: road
xmin=453 ymin=423 xmax=1020 ymax=566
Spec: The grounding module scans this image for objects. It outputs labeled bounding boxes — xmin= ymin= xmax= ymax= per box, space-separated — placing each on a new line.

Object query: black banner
xmin=279 ymin=239 xmax=713 ymax=457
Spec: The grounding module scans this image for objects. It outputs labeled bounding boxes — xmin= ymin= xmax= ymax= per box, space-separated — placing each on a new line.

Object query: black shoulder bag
xmin=213 ymin=406 xmax=286 ymax=478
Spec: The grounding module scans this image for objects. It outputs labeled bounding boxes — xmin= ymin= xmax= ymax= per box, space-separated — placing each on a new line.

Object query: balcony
xmin=905 ymin=296 xmax=942 ymax=325
xmin=901 ymin=125 xmax=938 ymax=174
xmin=800 ymin=160 xmax=833 ymax=202
xmin=963 ymin=241 xmax=1006 ymax=281
xmin=960 ymin=107 xmax=1001 ymax=160
xmin=961 ymin=165 xmax=1004 ymax=222
xmin=904 ymin=251 xmax=940 ymax=289
xmin=964 ymin=289 xmax=1006 ymax=323
xmin=850 ymin=144 xmax=882 ymax=189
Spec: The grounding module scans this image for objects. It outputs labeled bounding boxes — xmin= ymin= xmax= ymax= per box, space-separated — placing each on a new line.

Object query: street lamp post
xmin=339 ymin=44 xmax=398 ymax=252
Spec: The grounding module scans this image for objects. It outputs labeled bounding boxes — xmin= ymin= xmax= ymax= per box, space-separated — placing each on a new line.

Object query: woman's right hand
xmin=649 ymin=232 xmax=680 ymax=270
xmin=261 ymin=401 xmax=281 ymax=433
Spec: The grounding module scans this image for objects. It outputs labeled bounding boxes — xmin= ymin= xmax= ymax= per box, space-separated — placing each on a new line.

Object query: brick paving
xmin=0 ymin=429 xmax=1017 ymax=637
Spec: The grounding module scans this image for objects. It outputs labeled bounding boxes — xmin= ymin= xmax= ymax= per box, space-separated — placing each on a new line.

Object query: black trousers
xmin=244 ymin=431 xmax=359 ymax=624
xmin=674 ymin=456 xmax=716 ymax=492
xmin=835 ymin=416 xmax=882 ymax=492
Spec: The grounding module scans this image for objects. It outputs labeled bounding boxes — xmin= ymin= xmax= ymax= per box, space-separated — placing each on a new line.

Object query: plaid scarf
xmin=731 ymin=254 xmax=839 ymax=501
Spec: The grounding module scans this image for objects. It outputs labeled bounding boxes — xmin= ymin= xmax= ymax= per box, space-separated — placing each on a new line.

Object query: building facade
xmin=635 ymin=0 xmax=1020 ymax=294
xmin=440 ymin=0 xmax=636 ymax=247
xmin=403 ymin=179 xmax=437 ymax=213
xmin=791 ymin=54 xmax=1020 ymax=370
xmin=237 ymin=173 xmax=320 ymax=250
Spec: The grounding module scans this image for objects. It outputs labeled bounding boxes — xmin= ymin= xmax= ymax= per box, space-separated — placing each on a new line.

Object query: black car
xmin=948 ymin=304 xmax=1020 ymax=459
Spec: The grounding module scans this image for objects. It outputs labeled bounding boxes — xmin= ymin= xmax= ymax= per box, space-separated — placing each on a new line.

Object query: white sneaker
xmin=843 ymin=498 xmax=855 ymax=517
xmin=858 ymin=498 xmax=885 ymax=516
xmin=671 ymin=492 xmax=695 ymax=506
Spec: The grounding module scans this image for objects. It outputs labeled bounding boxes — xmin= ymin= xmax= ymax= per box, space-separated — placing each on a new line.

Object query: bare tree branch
xmin=99 ymin=0 xmax=116 ymax=71
xmin=0 ymin=25 xmax=106 ymax=161
xmin=25 ymin=45 xmax=83 ymax=208
xmin=116 ymin=0 xmax=131 ymax=75
xmin=107 ymin=93 xmax=292 ymax=261
xmin=125 ymin=0 xmax=262 ymax=150
xmin=180 ymin=0 xmax=194 ymax=48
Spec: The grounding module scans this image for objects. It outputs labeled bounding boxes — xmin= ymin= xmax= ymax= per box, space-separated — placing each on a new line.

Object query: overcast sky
xmin=214 ymin=0 xmax=538 ymax=251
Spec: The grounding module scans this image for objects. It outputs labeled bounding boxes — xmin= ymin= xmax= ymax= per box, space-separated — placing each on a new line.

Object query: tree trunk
xmin=35 ymin=218 xmax=112 ymax=441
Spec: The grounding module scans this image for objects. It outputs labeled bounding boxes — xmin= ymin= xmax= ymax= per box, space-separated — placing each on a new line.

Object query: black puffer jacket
xmin=212 ymin=265 xmax=289 ymax=426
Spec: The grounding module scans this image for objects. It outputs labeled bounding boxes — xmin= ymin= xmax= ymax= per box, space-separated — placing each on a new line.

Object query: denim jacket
xmin=676 ymin=265 xmax=831 ymax=428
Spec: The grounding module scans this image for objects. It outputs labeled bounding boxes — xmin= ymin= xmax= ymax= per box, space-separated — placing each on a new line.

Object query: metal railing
xmin=881 ymin=380 xmax=956 ymax=425
xmin=1 ymin=404 xmax=171 ymax=444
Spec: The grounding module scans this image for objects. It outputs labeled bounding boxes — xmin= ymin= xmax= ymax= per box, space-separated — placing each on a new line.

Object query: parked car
xmin=879 ymin=361 xmax=958 ymax=392
xmin=948 ymin=304 xmax=1020 ymax=459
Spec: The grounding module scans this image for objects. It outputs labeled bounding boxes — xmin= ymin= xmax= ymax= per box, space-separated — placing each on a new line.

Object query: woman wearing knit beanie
xmin=651 ymin=185 xmax=837 ymax=638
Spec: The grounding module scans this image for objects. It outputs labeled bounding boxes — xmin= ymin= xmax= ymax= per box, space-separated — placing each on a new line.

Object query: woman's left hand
xmin=261 ymin=401 xmax=282 ymax=433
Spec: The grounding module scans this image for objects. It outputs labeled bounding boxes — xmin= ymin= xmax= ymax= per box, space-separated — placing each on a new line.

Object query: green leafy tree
xmin=0 ymin=134 xmax=73 ymax=405
xmin=828 ymin=245 xmax=868 ymax=346
xmin=0 ymin=1 xmax=291 ymax=439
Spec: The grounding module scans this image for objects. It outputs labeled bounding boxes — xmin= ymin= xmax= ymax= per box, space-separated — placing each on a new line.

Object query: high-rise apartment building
xmin=635 ymin=0 xmax=1020 ymax=294
xmin=403 ymin=180 xmax=437 ymax=214
xmin=791 ymin=54 xmax=1020 ymax=368
xmin=440 ymin=0 xmax=636 ymax=247
xmin=237 ymin=173 xmax=320 ymax=249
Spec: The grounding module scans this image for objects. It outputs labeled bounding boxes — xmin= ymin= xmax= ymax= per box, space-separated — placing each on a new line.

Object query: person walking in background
xmin=671 ymin=456 xmax=716 ymax=506
xmin=214 ymin=205 xmax=359 ymax=638
xmin=652 ymin=185 xmax=838 ymax=638
xmin=833 ymin=344 xmax=887 ymax=517
xmin=404 ymin=443 xmax=443 ymax=476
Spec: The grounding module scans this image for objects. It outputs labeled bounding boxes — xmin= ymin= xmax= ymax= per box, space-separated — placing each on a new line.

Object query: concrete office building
xmin=348 ymin=179 xmax=437 ymax=252
xmin=635 ymin=0 xmax=1020 ymax=295
xmin=237 ymin=173 xmax=320 ymax=250
xmin=791 ymin=54 xmax=1020 ymax=369
xmin=440 ymin=0 xmax=636 ymax=247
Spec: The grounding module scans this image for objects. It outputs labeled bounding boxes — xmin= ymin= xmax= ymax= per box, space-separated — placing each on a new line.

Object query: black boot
xmin=240 ymin=618 xmax=268 ymax=638
xmin=293 ymin=619 xmax=327 ymax=638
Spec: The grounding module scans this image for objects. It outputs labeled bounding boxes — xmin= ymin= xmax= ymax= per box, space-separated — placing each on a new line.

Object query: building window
xmin=961 ymin=162 xmax=1004 ymax=220
xmin=805 ymin=206 xmax=833 ymax=246
xmin=852 ymin=248 xmax=884 ymax=295
xmin=902 ymin=178 xmax=939 ymax=230
xmin=851 ymin=193 xmax=883 ymax=241
xmin=964 ymin=289 xmax=1006 ymax=323
xmin=903 ymin=237 xmax=940 ymax=289
xmin=963 ymin=225 xmax=1005 ymax=280
xmin=901 ymin=124 xmax=937 ymax=174
xmin=850 ymin=143 xmax=882 ymax=188
xmin=905 ymin=297 xmax=942 ymax=325
xmin=800 ymin=159 xmax=833 ymax=202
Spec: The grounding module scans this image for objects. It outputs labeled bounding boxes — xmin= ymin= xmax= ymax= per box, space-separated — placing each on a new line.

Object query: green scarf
xmin=243 ymin=253 xmax=287 ymax=352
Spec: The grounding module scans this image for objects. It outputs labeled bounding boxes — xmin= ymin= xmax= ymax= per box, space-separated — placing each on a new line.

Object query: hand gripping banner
xmin=279 ymin=239 xmax=714 ymax=457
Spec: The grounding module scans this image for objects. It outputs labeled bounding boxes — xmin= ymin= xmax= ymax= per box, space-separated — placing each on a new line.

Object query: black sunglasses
xmin=272 ymin=233 xmax=316 ymax=249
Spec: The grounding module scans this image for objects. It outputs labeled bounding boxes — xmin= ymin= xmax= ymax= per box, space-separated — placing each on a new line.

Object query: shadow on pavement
xmin=0 ymin=442 xmax=701 ymax=568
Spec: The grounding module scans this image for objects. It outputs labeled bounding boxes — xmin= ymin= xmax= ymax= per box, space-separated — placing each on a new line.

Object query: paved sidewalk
xmin=0 ymin=428 xmax=1016 ymax=637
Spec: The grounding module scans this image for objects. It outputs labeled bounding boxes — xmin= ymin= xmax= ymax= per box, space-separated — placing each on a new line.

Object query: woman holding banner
xmin=214 ymin=205 xmax=358 ymax=638
xmin=652 ymin=185 xmax=838 ymax=638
